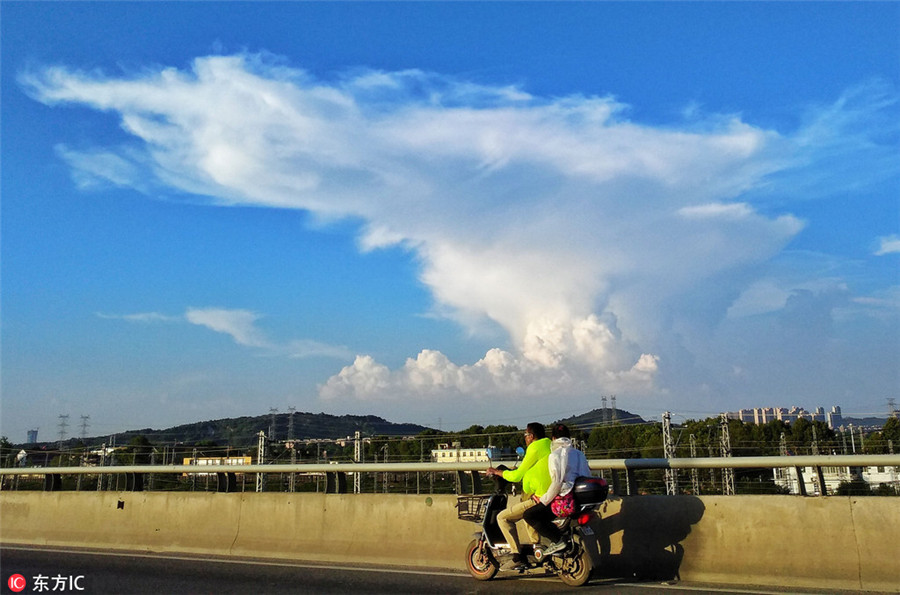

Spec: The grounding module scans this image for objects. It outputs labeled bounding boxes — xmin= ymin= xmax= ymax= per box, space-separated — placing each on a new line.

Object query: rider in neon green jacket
xmin=500 ymin=435 xmax=551 ymax=497
xmin=485 ymin=423 xmax=552 ymax=567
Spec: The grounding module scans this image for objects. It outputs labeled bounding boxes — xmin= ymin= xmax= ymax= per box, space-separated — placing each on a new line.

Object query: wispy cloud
xmin=98 ymin=307 xmax=351 ymax=360
xmin=96 ymin=311 xmax=180 ymax=323
xmin=35 ymin=54 xmax=897 ymax=403
xmin=875 ymin=235 xmax=900 ymax=256
xmin=184 ymin=307 xmax=269 ymax=348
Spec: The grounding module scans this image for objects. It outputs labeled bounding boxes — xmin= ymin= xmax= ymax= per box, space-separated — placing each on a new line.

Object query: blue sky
xmin=2 ymin=2 xmax=898 ymax=441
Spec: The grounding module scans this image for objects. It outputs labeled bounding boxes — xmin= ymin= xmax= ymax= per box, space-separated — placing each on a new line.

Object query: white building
xmin=431 ymin=443 xmax=500 ymax=463
xmin=728 ymin=405 xmax=842 ymax=430
xmin=827 ymin=406 xmax=843 ymax=430
xmin=773 ymin=463 xmax=899 ymax=495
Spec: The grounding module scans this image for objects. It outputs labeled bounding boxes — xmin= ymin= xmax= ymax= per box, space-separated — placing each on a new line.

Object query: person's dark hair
xmin=526 ymin=422 xmax=546 ymax=440
xmin=551 ymin=423 xmax=570 ymax=439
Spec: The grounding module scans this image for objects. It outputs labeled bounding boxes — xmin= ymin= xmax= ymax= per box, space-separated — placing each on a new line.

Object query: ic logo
xmin=7 ymin=574 xmax=26 ymax=593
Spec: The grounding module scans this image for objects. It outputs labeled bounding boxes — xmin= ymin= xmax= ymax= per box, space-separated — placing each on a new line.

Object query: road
xmin=0 ymin=546 xmax=839 ymax=595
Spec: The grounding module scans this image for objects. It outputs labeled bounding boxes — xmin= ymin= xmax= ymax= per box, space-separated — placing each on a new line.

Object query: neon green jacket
xmin=501 ymin=437 xmax=551 ymax=496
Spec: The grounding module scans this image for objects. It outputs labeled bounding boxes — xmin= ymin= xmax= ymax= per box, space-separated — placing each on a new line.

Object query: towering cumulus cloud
xmin=23 ymin=54 xmax=817 ymax=403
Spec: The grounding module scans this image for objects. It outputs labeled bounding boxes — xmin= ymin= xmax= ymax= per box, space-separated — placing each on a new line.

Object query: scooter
xmin=458 ymin=472 xmax=608 ymax=587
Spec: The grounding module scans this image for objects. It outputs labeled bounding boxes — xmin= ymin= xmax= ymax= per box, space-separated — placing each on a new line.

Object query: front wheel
xmin=465 ymin=538 xmax=498 ymax=581
xmin=557 ymin=544 xmax=592 ymax=587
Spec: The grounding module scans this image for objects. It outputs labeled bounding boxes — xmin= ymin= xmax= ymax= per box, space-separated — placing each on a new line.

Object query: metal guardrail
xmin=2 ymin=454 xmax=898 ymax=496
xmin=2 ymin=454 xmax=897 ymax=476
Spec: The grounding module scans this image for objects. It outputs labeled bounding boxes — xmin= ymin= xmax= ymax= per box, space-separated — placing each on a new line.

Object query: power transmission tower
xmin=689 ymin=434 xmax=700 ymax=494
xmin=601 ymin=396 xmax=608 ymax=424
xmin=57 ymin=414 xmax=69 ymax=450
xmin=610 ymin=395 xmax=618 ymax=423
xmin=662 ymin=412 xmax=677 ymax=495
xmin=268 ymin=408 xmax=279 ymax=442
xmin=719 ymin=413 xmax=735 ymax=495
xmin=888 ymin=398 xmax=897 ymax=419
xmin=287 ymin=406 xmax=296 ymax=441
xmin=811 ymin=426 xmax=820 ymax=456
xmin=79 ymin=415 xmax=90 ymax=442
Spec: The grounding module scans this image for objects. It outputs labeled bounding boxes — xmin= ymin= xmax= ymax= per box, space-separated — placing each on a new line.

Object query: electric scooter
xmin=458 ymin=471 xmax=608 ymax=587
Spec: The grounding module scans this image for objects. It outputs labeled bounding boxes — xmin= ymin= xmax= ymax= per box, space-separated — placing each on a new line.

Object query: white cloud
xmin=99 ymin=307 xmax=351 ymax=360
xmin=678 ymin=202 xmax=755 ymax=220
xmin=31 ymin=54 xmax=897 ymax=405
xmin=875 ymin=235 xmax=900 ymax=255
xmin=184 ymin=307 xmax=269 ymax=348
xmin=96 ymin=311 xmax=180 ymax=323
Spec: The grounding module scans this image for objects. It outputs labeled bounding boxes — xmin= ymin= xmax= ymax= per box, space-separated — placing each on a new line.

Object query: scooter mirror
xmin=515 ymin=446 xmax=525 ymax=457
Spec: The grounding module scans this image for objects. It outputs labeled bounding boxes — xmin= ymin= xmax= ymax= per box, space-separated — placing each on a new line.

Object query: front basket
xmin=456 ymin=494 xmax=491 ymax=522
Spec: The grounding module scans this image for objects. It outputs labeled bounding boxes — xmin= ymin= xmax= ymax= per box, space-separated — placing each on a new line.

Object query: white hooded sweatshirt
xmin=540 ymin=436 xmax=592 ymax=506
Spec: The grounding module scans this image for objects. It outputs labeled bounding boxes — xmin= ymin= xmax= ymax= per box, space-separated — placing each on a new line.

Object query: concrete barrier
xmin=1 ymin=491 xmax=897 ymax=591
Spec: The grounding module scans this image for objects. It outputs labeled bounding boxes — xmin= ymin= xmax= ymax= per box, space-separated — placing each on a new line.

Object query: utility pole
xmin=256 ymin=431 xmax=267 ymax=493
xmin=662 ymin=412 xmax=677 ymax=495
xmin=689 ymin=434 xmax=700 ymax=495
xmin=383 ymin=444 xmax=389 ymax=494
xmin=354 ymin=431 xmax=362 ymax=494
xmin=289 ymin=442 xmax=296 ymax=493
xmin=811 ymin=426 xmax=820 ymax=456
xmin=719 ymin=413 xmax=735 ymax=495
xmin=97 ymin=443 xmax=106 ymax=492
xmin=191 ymin=448 xmax=198 ymax=491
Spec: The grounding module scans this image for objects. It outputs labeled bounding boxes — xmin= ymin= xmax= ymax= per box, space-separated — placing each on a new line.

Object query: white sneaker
xmin=543 ymin=540 xmax=567 ymax=555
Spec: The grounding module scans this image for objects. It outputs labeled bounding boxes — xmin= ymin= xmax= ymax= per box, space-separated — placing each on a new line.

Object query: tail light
xmin=577 ymin=512 xmax=593 ymax=525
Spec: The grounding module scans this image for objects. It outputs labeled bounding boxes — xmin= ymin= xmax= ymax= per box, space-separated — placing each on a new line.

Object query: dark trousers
xmin=523 ymin=501 xmax=562 ymax=543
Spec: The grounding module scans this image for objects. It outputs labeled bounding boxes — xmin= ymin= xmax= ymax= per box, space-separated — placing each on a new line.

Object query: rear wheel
xmin=557 ymin=544 xmax=592 ymax=587
xmin=465 ymin=538 xmax=498 ymax=581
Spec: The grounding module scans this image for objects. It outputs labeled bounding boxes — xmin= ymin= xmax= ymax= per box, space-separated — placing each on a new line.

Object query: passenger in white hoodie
xmin=523 ymin=423 xmax=591 ymax=554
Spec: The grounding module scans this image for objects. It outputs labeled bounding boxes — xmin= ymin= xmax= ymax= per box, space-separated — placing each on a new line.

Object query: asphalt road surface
xmin=0 ymin=546 xmax=847 ymax=595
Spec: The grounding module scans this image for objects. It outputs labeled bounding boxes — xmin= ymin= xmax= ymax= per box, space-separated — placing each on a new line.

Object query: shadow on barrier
xmin=590 ymin=495 xmax=705 ymax=581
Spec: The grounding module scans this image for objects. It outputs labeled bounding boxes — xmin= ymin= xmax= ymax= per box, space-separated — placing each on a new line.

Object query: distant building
xmin=774 ymin=463 xmax=899 ymax=495
xmin=431 ymin=443 xmax=499 ymax=463
xmin=754 ymin=408 xmax=775 ymax=425
xmin=728 ymin=405 xmax=842 ymax=429
xmin=182 ymin=455 xmax=252 ymax=477
xmin=26 ymin=429 xmax=38 ymax=444
xmin=812 ymin=407 xmax=826 ymax=423
xmin=827 ymin=406 xmax=843 ymax=430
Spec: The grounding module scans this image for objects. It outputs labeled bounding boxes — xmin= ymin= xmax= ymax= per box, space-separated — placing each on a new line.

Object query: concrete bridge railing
xmin=2 ymin=455 xmax=898 ymax=591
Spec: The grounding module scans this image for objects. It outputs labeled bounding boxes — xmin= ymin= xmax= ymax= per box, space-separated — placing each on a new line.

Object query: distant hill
xmin=841 ymin=416 xmax=891 ymax=429
xmin=555 ymin=408 xmax=646 ymax=430
xmin=17 ymin=408 xmax=652 ymax=450
xmin=29 ymin=412 xmax=434 ymax=449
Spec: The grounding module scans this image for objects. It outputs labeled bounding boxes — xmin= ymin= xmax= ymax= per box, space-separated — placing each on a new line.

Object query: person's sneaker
xmin=543 ymin=540 xmax=567 ymax=556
